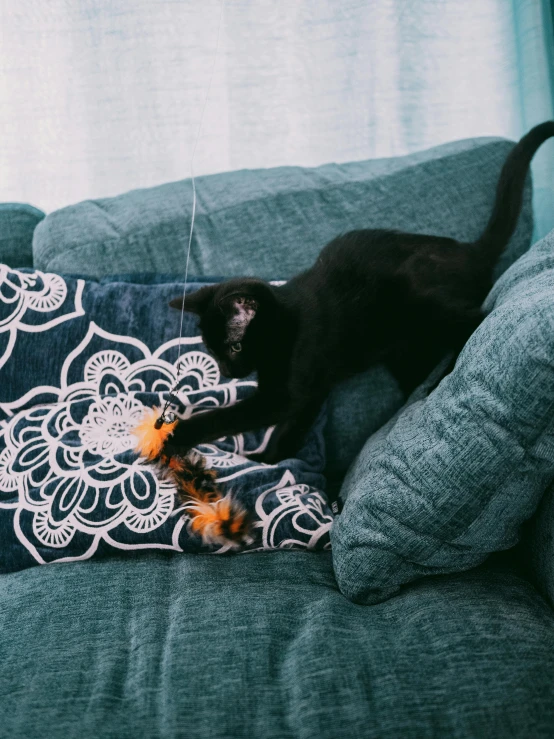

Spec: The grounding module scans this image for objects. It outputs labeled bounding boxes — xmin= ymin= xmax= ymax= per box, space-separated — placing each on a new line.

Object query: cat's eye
xmin=230 ymin=342 xmax=242 ymax=353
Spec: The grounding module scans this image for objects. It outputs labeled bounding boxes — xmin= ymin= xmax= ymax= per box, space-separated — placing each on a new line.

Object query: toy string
xmin=156 ymin=0 xmax=227 ymax=429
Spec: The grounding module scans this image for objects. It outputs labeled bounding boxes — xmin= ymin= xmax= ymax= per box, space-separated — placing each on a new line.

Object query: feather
xmin=131 ymin=408 xmax=252 ymax=548
xmin=168 ymin=456 xmax=252 ymax=549
xmin=183 ymin=492 xmax=252 ymax=548
xmin=132 ymin=407 xmax=177 ymax=460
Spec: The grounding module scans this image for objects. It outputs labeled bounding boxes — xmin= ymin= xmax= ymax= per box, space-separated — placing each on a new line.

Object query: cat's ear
xmin=219 ymin=294 xmax=259 ymax=342
xmin=169 ymin=285 xmax=217 ymax=315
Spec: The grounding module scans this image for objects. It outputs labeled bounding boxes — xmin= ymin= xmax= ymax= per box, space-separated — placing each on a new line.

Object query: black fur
xmin=167 ymin=122 xmax=554 ymax=463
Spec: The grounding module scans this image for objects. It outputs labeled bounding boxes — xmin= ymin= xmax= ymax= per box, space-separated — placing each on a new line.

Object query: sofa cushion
xmin=332 ymin=228 xmax=554 ymax=604
xmin=0 ymin=266 xmax=332 ymax=573
xmin=32 ymin=137 xmax=532 ymax=281
xmin=0 ymin=203 xmax=44 ymax=268
xmin=1 ymin=551 xmax=553 ymax=738
xmin=31 ymin=137 xmax=535 ymax=482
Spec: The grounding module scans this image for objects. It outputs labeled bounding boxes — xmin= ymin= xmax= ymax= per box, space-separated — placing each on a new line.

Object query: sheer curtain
xmin=1 ymin=0 xmax=553 ymax=238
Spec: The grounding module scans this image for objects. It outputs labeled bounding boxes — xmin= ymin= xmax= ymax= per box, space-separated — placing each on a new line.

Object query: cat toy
xmin=132 ymin=408 xmax=251 ymax=548
xmin=131 ymin=0 xmax=251 ymax=548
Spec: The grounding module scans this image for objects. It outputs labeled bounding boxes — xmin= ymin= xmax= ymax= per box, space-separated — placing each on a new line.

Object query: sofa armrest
xmin=0 ymin=203 xmax=45 ymax=268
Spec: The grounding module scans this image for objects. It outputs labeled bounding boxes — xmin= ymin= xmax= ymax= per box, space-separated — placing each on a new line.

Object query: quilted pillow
xmin=331 ymin=228 xmax=554 ymax=604
xmin=0 ymin=265 xmax=332 ymax=573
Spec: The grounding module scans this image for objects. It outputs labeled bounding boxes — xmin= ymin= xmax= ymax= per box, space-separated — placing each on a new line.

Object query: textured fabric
xmin=1 ymin=1 xmax=554 ymax=241
xmin=33 ymin=137 xmax=533 ymax=281
xmin=0 ymin=267 xmax=332 ymax=573
xmin=332 ymin=228 xmax=554 ymax=605
xmin=504 ymin=231 xmax=554 ymax=610
xmin=0 ymin=551 xmax=553 ymax=738
xmin=0 ymin=203 xmax=44 ymax=268
xmin=528 ymin=481 xmax=554 ymax=608
xmin=31 ymin=137 xmax=535 ymax=480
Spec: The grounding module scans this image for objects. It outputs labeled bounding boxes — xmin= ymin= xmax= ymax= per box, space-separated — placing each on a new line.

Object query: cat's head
xmin=170 ymin=278 xmax=275 ymax=378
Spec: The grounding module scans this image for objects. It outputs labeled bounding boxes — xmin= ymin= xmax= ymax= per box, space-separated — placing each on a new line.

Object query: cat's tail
xmin=475 ymin=120 xmax=554 ymax=263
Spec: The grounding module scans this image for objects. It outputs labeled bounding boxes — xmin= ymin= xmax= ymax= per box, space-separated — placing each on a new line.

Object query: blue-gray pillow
xmin=0 ymin=266 xmax=332 ymax=573
xmin=331 ymin=229 xmax=554 ymax=604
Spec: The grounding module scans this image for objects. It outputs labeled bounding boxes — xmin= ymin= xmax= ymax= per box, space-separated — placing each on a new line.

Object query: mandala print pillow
xmin=0 ymin=265 xmax=332 ymax=573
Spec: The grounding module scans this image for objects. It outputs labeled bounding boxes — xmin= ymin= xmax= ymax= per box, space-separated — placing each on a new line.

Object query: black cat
xmin=166 ymin=121 xmax=554 ymax=464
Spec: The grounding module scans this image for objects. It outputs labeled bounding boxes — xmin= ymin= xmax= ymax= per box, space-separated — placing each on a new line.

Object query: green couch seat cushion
xmin=1 ymin=552 xmax=553 ymax=738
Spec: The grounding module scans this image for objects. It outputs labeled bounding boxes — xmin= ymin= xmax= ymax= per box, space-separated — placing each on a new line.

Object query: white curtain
xmin=1 ymin=0 xmax=553 ymax=237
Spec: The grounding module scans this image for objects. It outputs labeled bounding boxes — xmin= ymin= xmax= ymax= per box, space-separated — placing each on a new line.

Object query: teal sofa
xmin=1 ymin=136 xmax=554 ymax=739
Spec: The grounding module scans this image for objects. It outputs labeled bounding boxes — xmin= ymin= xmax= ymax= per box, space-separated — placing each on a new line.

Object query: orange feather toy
xmin=132 ymin=407 xmax=251 ymax=549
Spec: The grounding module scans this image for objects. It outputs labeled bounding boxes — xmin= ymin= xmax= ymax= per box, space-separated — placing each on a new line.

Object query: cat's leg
xmin=248 ymin=398 xmax=324 ymax=464
xmin=386 ymin=309 xmax=482 ymax=395
xmin=385 ymin=341 xmax=446 ymax=395
xmin=163 ymin=391 xmax=292 ymax=457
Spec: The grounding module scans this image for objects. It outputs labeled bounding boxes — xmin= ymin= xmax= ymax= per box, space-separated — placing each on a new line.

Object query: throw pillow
xmin=0 ymin=266 xmax=332 ymax=573
xmin=331 ymin=229 xmax=554 ymax=604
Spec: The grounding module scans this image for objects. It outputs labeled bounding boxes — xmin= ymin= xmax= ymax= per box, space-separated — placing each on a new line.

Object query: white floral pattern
xmin=254 ymin=470 xmax=333 ymax=550
xmin=0 ymin=267 xmax=333 ymax=570
xmin=0 ymin=322 xmax=240 ymax=563
xmin=0 ymin=265 xmax=84 ymax=370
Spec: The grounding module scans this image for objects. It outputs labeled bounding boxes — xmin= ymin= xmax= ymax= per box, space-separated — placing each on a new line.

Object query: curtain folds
xmin=0 ymin=0 xmax=553 ymax=239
